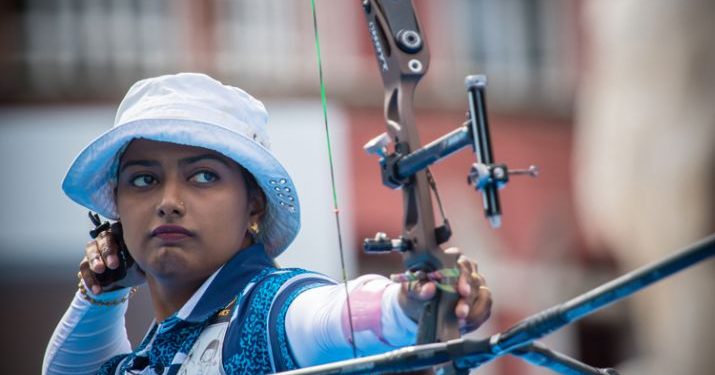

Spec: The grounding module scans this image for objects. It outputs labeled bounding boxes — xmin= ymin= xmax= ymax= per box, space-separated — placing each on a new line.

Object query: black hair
xmin=238 ymin=166 xmax=266 ymax=219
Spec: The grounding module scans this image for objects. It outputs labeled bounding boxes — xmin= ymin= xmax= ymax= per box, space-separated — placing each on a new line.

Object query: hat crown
xmin=115 ymin=73 xmax=270 ymax=148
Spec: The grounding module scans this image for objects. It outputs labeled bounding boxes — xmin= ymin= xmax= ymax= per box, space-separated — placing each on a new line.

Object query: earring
xmin=248 ymin=222 xmax=260 ymax=235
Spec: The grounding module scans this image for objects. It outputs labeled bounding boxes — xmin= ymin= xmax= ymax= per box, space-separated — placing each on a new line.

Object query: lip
xmin=151 ymin=224 xmax=194 ymax=243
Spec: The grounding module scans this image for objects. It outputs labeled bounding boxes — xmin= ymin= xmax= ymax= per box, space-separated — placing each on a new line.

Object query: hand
xmin=79 ymin=224 xmax=144 ymax=294
xmin=397 ymin=247 xmax=492 ymax=333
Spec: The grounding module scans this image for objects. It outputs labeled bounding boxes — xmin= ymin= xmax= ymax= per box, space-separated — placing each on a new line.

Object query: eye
xmin=191 ymin=171 xmax=219 ymax=184
xmin=130 ymin=174 xmax=156 ymax=188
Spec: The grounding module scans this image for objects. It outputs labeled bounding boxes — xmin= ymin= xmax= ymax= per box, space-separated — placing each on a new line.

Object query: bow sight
xmin=360 ymin=1 xmax=537 ymax=256
xmin=363 ymin=74 xmax=539 ymax=244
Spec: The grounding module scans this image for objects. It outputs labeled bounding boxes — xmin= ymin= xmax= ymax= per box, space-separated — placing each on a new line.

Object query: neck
xmin=146 ymin=275 xmax=206 ymax=322
xmin=144 ymin=239 xmax=255 ymax=322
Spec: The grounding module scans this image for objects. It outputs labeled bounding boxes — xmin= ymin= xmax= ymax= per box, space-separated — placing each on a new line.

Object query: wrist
xmin=77 ymin=273 xmax=136 ymax=306
xmin=384 ymin=283 xmax=418 ymax=345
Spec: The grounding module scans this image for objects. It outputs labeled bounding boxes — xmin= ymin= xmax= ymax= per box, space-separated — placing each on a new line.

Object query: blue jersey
xmin=97 ymin=244 xmax=335 ymax=374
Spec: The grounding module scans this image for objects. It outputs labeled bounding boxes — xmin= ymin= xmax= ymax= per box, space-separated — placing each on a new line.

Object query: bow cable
xmin=309 ymin=0 xmax=358 ymax=359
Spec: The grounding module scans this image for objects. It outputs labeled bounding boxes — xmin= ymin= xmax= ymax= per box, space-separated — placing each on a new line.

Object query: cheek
xmin=201 ymin=188 xmax=251 ymax=244
xmin=207 ymin=194 xmax=250 ymax=233
xmin=115 ymin=193 xmax=150 ymax=253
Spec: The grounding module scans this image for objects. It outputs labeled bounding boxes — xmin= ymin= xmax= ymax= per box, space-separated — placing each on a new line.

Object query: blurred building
xmin=575 ymin=1 xmax=715 ymax=374
xmin=0 ymin=1 xmax=647 ymax=375
xmin=1 ymin=0 xmax=578 ymax=111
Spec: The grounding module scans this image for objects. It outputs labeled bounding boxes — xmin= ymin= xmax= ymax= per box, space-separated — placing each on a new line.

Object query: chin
xmin=148 ymin=246 xmax=193 ymax=278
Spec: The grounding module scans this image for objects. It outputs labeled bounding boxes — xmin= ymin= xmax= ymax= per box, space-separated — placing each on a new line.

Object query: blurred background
xmin=0 ymin=0 xmax=713 ymax=374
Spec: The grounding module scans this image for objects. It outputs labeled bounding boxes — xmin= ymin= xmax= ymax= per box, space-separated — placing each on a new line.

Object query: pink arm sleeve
xmin=285 ymin=275 xmax=417 ymax=368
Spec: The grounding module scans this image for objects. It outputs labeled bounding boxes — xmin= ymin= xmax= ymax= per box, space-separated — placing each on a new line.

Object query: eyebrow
xmin=179 ymin=154 xmax=233 ymax=169
xmin=118 ymin=160 xmax=159 ymax=175
xmin=118 ymin=154 xmax=233 ymax=175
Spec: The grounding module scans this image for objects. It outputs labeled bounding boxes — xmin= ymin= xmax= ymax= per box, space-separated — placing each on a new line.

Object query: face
xmin=116 ymin=139 xmax=263 ymax=285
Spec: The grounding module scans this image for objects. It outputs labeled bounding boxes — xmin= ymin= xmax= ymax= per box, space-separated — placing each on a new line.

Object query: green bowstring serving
xmin=390 ymin=267 xmax=462 ymax=293
xmin=309 ymin=0 xmax=357 ymax=359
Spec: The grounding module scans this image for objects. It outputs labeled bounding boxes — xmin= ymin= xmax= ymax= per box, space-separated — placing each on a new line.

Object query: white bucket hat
xmin=62 ymin=72 xmax=300 ymax=257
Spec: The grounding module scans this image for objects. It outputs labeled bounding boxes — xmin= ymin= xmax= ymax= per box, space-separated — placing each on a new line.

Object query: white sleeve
xmin=285 ymin=274 xmax=417 ymax=368
xmin=42 ymin=288 xmax=133 ymax=375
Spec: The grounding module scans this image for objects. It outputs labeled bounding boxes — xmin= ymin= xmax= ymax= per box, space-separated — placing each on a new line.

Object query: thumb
xmin=398 ymin=281 xmax=437 ymax=322
xmin=405 ymin=280 xmax=437 ymax=301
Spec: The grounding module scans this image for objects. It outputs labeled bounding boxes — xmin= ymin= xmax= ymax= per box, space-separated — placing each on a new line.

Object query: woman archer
xmin=42 ymin=73 xmax=492 ymax=374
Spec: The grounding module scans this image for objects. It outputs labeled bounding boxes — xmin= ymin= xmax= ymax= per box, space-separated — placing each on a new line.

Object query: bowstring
xmin=309 ymin=0 xmax=358 ymax=359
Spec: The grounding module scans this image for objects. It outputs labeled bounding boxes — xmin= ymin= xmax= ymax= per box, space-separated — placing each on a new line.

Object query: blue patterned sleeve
xmin=269 ymin=272 xmax=336 ymax=371
xmin=221 ymin=268 xmax=335 ymax=374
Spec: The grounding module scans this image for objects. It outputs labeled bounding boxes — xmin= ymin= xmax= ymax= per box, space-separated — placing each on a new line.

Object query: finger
xmin=462 ymin=256 xmax=483 ymax=287
xmin=96 ymin=231 xmax=119 ymax=270
xmin=467 ymin=285 xmax=493 ymax=326
xmin=457 ymin=257 xmax=472 ymax=297
xmin=455 ymin=297 xmax=470 ymax=320
xmin=466 ymin=259 xmax=486 ymax=288
xmin=79 ymin=260 xmax=103 ymax=295
xmin=467 ymin=256 xmax=478 ymax=275
xmin=403 ymin=280 xmax=437 ymax=301
xmin=85 ymin=241 xmax=105 ymax=274
xmin=415 ymin=281 xmax=437 ymax=301
xmin=471 ymin=271 xmax=486 ymax=290
xmin=444 ymin=246 xmax=461 ymax=255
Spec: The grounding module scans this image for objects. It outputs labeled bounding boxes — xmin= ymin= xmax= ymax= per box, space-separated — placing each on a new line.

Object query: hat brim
xmin=62 ymin=119 xmax=300 ymax=257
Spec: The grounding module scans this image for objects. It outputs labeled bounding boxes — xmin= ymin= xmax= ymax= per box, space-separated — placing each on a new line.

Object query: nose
xmin=156 ymin=179 xmax=185 ymax=218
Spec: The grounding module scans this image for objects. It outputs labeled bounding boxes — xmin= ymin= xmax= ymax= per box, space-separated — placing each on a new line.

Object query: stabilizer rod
xmin=277 ymin=233 xmax=715 ymax=374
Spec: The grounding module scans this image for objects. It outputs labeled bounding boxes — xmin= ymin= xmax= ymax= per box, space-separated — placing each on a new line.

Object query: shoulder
xmin=242 ymin=267 xmax=336 ymax=304
xmin=221 ymin=268 xmax=335 ymax=373
xmin=269 ymin=268 xmax=337 ymax=295
xmin=236 ymin=267 xmax=336 ymax=325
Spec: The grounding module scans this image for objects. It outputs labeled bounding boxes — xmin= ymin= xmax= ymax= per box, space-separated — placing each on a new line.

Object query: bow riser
xmin=362 ymin=1 xmax=463 ymax=372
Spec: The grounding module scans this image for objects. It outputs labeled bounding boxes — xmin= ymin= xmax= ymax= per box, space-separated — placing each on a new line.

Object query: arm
xmin=285 ymin=275 xmax=417 ymax=367
xmin=42 ymin=288 xmax=132 ymax=375
xmin=284 ymin=252 xmax=491 ymax=369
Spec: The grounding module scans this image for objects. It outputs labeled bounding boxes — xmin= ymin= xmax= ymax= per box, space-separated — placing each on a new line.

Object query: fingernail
xmin=457 ymin=304 xmax=469 ymax=318
xmin=92 ymin=285 xmax=101 ymax=294
xmin=106 ymin=255 xmax=118 ymax=269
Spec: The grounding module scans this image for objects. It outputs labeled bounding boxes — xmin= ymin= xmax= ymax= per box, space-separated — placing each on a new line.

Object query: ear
xmin=248 ymin=189 xmax=267 ymax=222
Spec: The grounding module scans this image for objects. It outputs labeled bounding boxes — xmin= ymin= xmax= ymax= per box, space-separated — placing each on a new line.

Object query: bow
xmin=356 ymin=1 xmax=538 ymax=373
xmin=307 ymin=0 xmax=534 ymax=373
xmin=285 ymin=1 xmax=715 ymax=374
xmin=358 ymin=2 xmax=466 ymax=372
